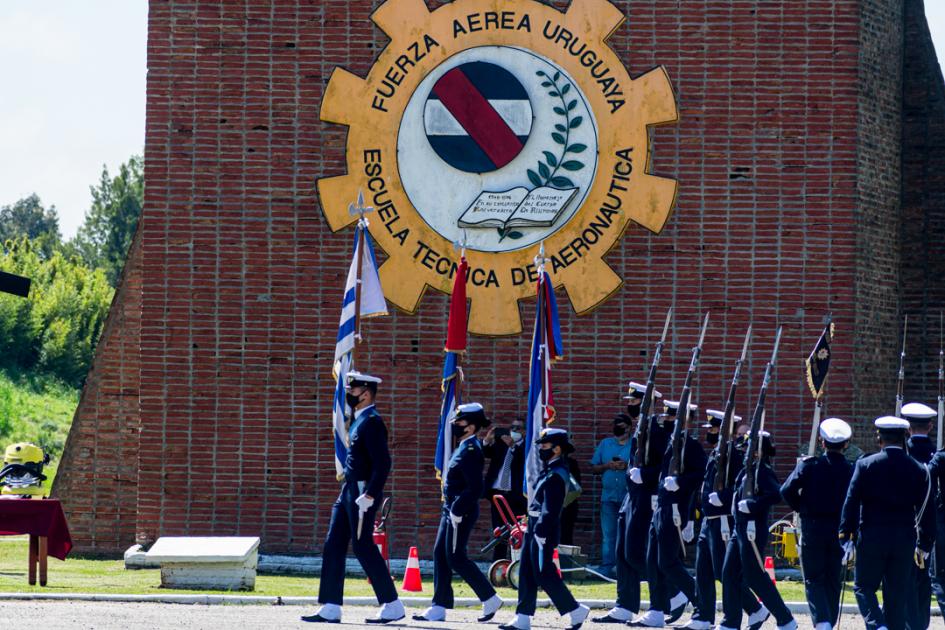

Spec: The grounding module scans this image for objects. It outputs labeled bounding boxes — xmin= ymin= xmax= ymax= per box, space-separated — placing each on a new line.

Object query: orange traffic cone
xmin=401 ymin=546 xmax=423 ymax=592
xmin=552 ymin=548 xmax=562 ymax=578
xmin=764 ymin=556 xmax=776 ymax=584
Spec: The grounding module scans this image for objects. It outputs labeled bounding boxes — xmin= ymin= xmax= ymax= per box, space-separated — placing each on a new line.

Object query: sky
xmin=0 ymin=2 xmax=943 ymax=240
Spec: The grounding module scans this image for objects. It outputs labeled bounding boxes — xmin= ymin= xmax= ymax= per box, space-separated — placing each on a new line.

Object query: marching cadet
xmin=302 ymin=372 xmax=405 ymax=625
xmin=926 ymin=427 xmax=945 ymax=618
xmin=414 ymin=403 xmax=503 ymax=623
xmin=683 ymin=411 xmax=766 ymax=630
xmin=499 ymin=428 xmax=589 ymax=630
xmin=903 ymin=402 xmax=938 ymax=630
xmin=719 ymin=431 xmax=796 ymax=630
xmin=839 ymin=416 xmax=935 ymax=630
xmin=593 ymin=381 xmax=663 ymax=624
xmin=780 ymin=417 xmax=854 ymax=630
xmin=631 ymin=400 xmax=706 ymax=627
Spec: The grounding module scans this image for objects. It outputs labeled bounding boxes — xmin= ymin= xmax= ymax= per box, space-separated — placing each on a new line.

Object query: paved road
xmin=1 ymin=602 xmax=942 ymax=630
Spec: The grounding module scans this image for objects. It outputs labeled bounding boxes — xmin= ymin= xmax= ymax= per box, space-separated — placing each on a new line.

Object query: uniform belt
xmin=528 ymin=510 xmax=541 ymax=518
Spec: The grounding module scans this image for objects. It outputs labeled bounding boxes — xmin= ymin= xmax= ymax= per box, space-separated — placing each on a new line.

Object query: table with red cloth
xmin=0 ymin=497 xmax=72 ymax=586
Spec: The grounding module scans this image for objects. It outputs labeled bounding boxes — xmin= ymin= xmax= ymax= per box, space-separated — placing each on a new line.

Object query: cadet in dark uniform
xmin=903 ymin=402 xmax=938 ymax=630
xmin=499 ymin=428 xmax=590 ymax=630
xmin=594 ymin=383 xmax=670 ymax=624
xmin=683 ymin=411 xmax=764 ymax=630
xmin=926 ymin=420 xmax=945 ymax=618
xmin=840 ymin=416 xmax=935 ymax=630
xmin=720 ymin=431 xmax=797 ymax=630
xmin=414 ymin=403 xmax=503 ymax=623
xmin=302 ymin=372 xmax=404 ymax=624
xmin=631 ymin=400 xmax=707 ymax=628
xmin=781 ymin=417 xmax=854 ymax=630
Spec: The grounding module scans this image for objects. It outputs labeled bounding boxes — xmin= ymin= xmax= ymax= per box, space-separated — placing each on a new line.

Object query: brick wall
xmin=53 ymin=0 xmax=942 ymax=558
xmin=901 ymin=0 xmax=945 ymax=406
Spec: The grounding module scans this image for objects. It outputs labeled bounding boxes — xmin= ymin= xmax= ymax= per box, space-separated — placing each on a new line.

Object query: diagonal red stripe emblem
xmin=432 ymin=68 xmax=524 ymax=169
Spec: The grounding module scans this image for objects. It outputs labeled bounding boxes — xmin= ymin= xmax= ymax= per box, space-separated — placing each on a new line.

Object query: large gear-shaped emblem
xmin=318 ymin=0 xmax=677 ymax=335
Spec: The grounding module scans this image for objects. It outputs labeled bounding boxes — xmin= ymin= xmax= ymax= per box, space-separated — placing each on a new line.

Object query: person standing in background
xmin=484 ymin=417 xmax=526 ymax=561
xmin=590 ymin=413 xmax=634 ymax=578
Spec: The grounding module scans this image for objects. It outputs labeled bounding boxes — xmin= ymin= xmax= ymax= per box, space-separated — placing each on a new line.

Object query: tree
xmin=0 ymin=194 xmax=61 ymax=258
xmin=72 ymin=156 xmax=143 ymax=286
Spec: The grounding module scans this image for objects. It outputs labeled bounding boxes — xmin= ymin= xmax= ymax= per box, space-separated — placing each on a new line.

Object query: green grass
xmin=0 ymin=368 xmax=79 ymax=488
xmin=0 ymin=536 xmax=815 ymax=601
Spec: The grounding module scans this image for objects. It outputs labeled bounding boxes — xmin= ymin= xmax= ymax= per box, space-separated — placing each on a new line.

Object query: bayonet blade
xmin=697 ymin=311 xmax=710 ymax=347
xmin=660 ymin=308 xmax=673 ymax=344
xmin=770 ymin=325 xmax=783 ymax=364
xmin=739 ymin=324 xmax=752 ymax=363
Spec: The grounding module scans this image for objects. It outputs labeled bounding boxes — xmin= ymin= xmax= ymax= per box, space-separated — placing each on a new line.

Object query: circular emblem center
xmin=424 ymin=61 xmax=533 ymax=173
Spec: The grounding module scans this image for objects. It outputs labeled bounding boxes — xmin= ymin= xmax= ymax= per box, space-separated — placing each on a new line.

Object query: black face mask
xmin=345 ymin=392 xmax=361 ymax=409
xmin=706 ymin=432 xmax=720 ymax=445
xmin=613 ymin=423 xmax=628 ymax=437
xmin=451 ymin=423 xmax=469 ymax=439
xmin=734 ymin=435 xmax=747 ymax=448
xmin=627 ymin=403 xmax=642 ymax=417
xmin=538 ymin=448 xmax=555 ymax=462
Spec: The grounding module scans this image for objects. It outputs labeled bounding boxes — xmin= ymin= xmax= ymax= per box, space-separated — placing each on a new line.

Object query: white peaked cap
xmin=875 ymin=416 xmax=910 ymax=430
xmin=901 ymin=402 xmax=937 ymax=420
xmin=819 ymin=417 xmax=852 ymax=443
xmin=345 ymin=370 xmax=382 ymax=385
xmin=624 ymin=381 xmax=662 ymax=400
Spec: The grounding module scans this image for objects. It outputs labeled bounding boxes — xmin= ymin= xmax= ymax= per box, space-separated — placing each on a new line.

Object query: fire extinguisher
xmin=373 ymin=497 xmax=393 ymax=571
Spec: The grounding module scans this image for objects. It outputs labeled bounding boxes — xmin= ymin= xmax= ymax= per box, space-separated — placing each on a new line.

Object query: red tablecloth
xmin=0 ymin=498 xmax=72 ymax=560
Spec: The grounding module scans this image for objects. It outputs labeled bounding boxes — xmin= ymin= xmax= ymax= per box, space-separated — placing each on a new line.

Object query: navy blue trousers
xmin=432 ymin=506 xmax=496 ymax=608
xmin=615 ymin=492 xmax=653 ymax=613
xmin=799 ymin=517 xmax=844 ymax=626
xmin=515 ymin=528 xmax=578 ymax=616
xmin=645 ymin=504 xmax=696 ymax=611
xmin=721 ymin=518 xmax=793 ymax=627
xmin=318 ymin=483 xmax=397 ymax=605
xmin=693 ymin=515 xmax=759 ymax=623
xmin=856 ymin=525 xmax=915 ymax=630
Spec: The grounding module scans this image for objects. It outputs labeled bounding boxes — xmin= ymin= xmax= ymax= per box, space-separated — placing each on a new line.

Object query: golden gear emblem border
xmin=318 ymin=0 xmax=678 ymax=335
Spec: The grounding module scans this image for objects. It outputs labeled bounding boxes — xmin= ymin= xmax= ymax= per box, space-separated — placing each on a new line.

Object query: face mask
xmin=627 ymin=403 xmax=641 ymax=417
xmin=452 ymin=422 xmax=469 ymax=439
xmin=538 ymin=448 xmax=555 ymax=462
xmin=613 ymin=424 xmax=628 ymax=437
xmin=706 ymin=432 xmax=720 ymax=445
xmin=345 ymin=392 xmax=361 ymax=409
xmin=510 ymin=431 xmax=523 ymax=443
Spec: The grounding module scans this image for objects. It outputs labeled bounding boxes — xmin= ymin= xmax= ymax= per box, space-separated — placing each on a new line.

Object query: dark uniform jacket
xmin=444 ymin=436 xmax=485 ymax=516
xmin=781 ymin=451 xmax=854 ymax=522
xmin=928 ymin=449 xmax=945 ymax=512
xmin=839 ymin=446 xmax=934 ymax=549
xmin=626 ymin=416 xmax=672 ymax=494
xmin=701 ymin=445 xmax=745 ymax=518
xmin=657 ymin=431 xmax=708 ymax=511
xmin=529 ymin=457 xmax=569 ymax=545
xmin=731 ymin=459 xmax=781 ymax=522
xmin=345 ymin=405 xmax=391 ymax=499
xmin=909 ymin=435 xmax=936 ymax=465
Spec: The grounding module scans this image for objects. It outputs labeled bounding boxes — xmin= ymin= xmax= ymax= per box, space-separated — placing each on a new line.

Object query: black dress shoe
xmin=300 ymin=613 xmax=340 ymax=623
xmin=477 ymin=612 xmax=497 ymax=622
xmin=365 ymin=615 xmax=405 ymax=624
xmin=665 ymin=602 xmax=687 ymax=624
xmin=592 ymin=613 xmax=629 ymax=623
xmin=748 ymin=611 xmax=770 ymax=630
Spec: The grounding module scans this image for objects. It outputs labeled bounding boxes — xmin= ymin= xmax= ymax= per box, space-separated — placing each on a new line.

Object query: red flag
xmin=444 ymin=257 xmax=468 ymax=353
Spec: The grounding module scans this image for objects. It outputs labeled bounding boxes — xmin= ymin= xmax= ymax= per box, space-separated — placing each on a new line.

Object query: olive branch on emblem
xmin=496 ymin=70 xmax=588 ymax=243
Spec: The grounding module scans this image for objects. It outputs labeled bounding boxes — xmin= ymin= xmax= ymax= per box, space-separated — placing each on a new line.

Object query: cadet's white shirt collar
xmin=355 ymin=404 xmax=376 ymax=421
xmin=458 ymin=434 xmax=477 ymax=448
xmin=884 ymin=445 xmax=904 ymax=450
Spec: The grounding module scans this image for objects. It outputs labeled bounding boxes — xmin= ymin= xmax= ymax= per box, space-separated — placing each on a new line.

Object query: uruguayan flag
xmin=332 ymin=222 xmax=387 ymax=478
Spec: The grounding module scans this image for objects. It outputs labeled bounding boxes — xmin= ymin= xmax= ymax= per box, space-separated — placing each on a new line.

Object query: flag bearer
xmin=781 ymin=417 xmax=854 ymax=630
xmin=499 ymin=428 xmax=590 ymax=630
xmin=840 ymin=416 xmax=935 ymax=630
xmin=414 ymin=402 xmax=503 ymax=623
xmin=302 ymin=372 xmax=405 ymax=625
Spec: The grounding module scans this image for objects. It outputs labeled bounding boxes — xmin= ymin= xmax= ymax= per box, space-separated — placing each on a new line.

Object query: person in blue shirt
xmin=590 ymin=413 xmax=634 ymax=578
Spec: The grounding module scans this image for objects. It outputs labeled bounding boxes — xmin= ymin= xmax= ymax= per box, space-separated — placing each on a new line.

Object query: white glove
xmin=664 ymin=476 xmax=679 ymax=492
xmin=841 ymin=540 xmax=855 ymax=565
xmin=629 ymin=467 xmax=643 ymax=484
xmin=916 ymin=547 xmax=930 ymax=569
xmin=535 ymin=535 xmax=547 ymax=547
xmin=709 ymin=492 xmax=723 ymax=507
xmin=355 ymin=494 xmax=374 ymax=511
xmin=449 ymin=511 xmax=463 ymax=527
xmin=737 ymin=499 xmax=751 ymax=514
xmin=682 ymin=521 xmax=695 ymax=543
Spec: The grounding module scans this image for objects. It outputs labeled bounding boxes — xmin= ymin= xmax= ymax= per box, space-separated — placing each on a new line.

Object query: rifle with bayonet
xmin=714 ymin=325 xmax=752 ymax=493
xmin=633 ymin=308 xmax=673 ymax=468
xmin=744 ymin=326 xmax=783 ymax=499
xmin=896 ymin=316 xmax=908 ymax=418
xmin=668 ymin=312 xmax=711 ymax=476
